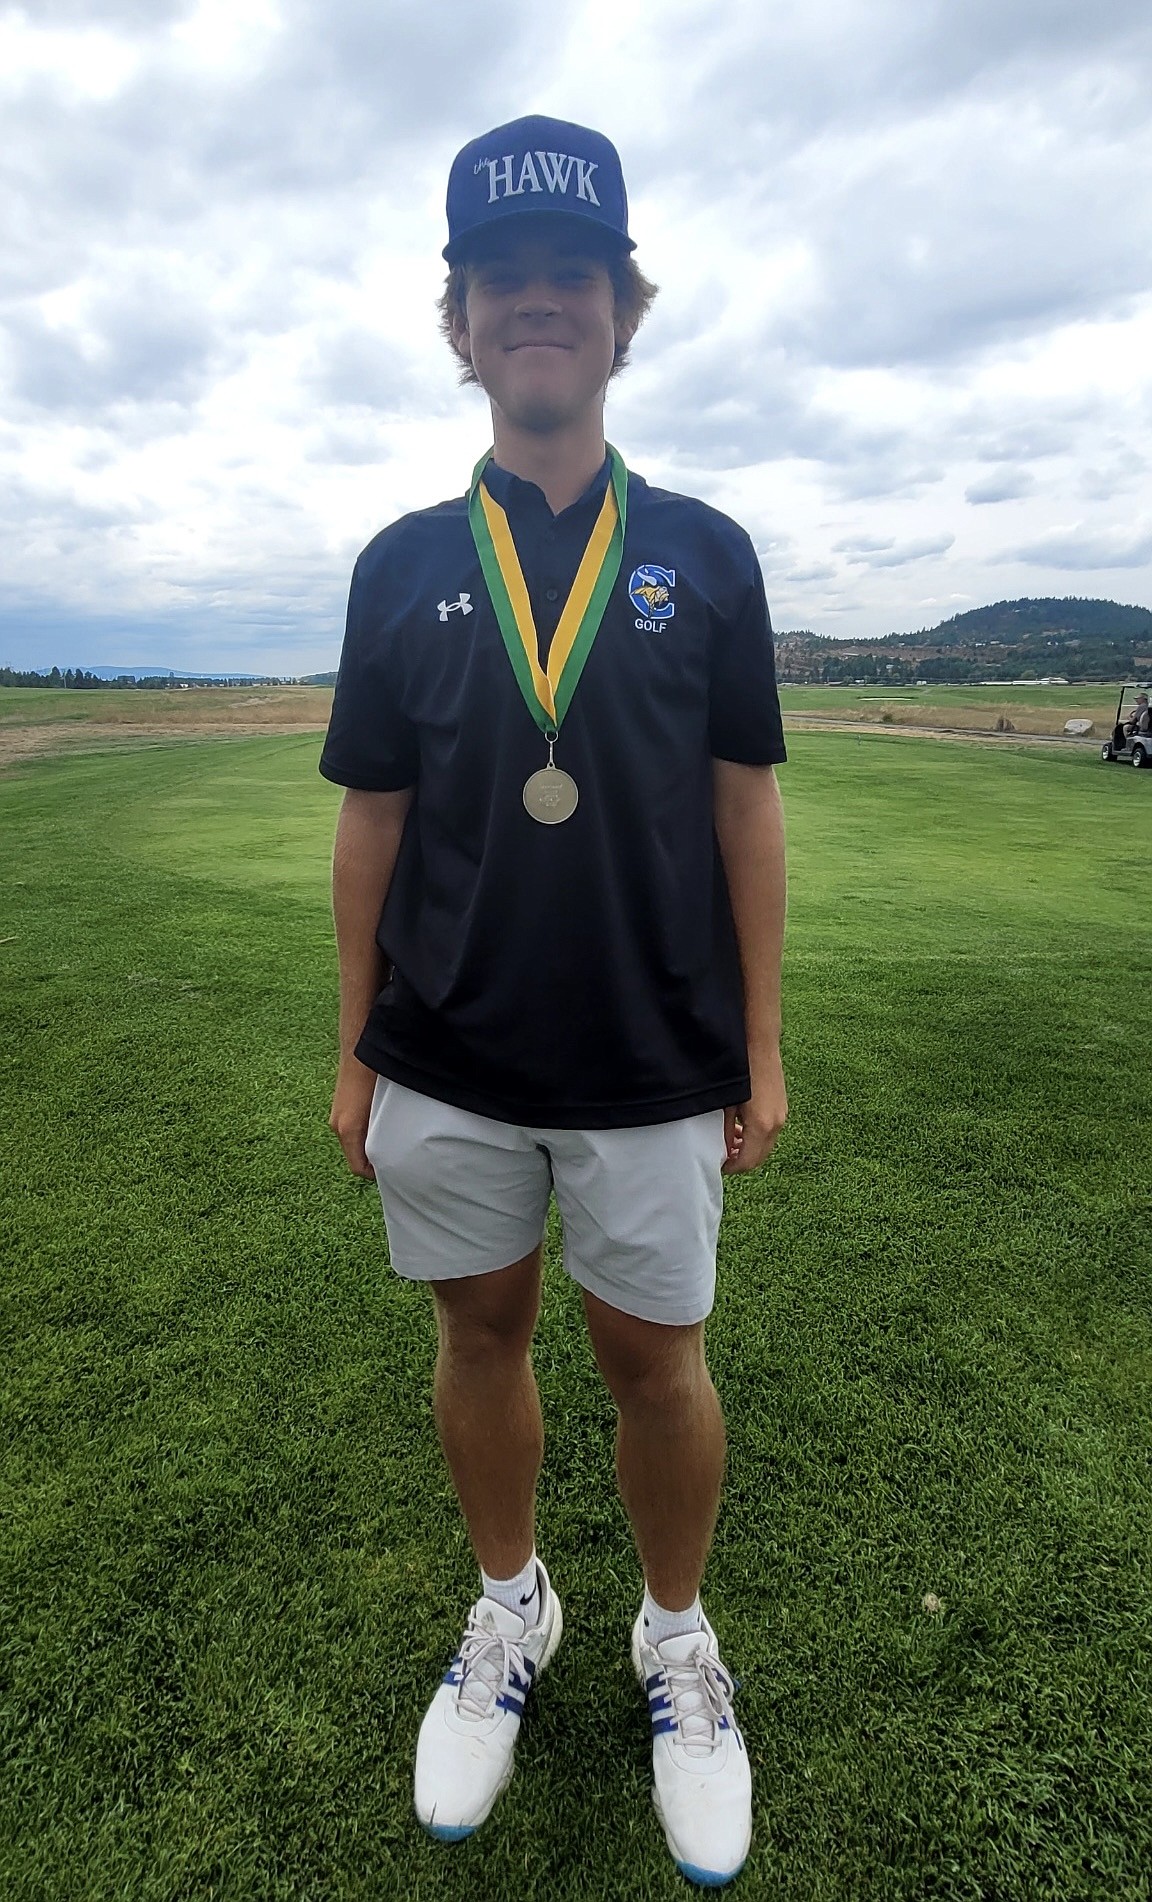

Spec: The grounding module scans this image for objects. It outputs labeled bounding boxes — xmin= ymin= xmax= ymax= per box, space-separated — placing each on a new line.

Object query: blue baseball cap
xmin=444 ymin=114 xmax=635 ymax=264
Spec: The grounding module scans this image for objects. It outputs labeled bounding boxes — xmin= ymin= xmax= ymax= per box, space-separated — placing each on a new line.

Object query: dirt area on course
xmin=781 ymin=714 xmax=1096 ymax=748
xmin=0 ymin=686 xmax=335 ymax=769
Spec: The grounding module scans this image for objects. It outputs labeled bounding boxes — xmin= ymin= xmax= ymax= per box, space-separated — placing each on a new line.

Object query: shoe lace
xmin=662 ymin=1646 xmax=738 ymax=1757
xmin=453 ymin=1615 xmax=524 ymax=1723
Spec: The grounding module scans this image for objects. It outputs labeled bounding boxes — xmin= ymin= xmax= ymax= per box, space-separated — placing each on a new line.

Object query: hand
xmin=722 ymin=1045 xmax=788 ymax=1175
xmin=329 ymin=1057 xmax=379 ymax=1179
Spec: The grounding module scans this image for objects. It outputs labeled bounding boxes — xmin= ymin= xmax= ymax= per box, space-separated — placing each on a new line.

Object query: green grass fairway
xmin=2 ymin=733 xmax=1150 ymax=1900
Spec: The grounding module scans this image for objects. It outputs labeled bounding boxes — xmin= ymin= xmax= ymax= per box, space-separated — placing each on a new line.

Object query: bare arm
xmin=329 ymin=785 xmax=414 ymax=1177
xmin=712 ymin=759 xmax=788 ymax=1173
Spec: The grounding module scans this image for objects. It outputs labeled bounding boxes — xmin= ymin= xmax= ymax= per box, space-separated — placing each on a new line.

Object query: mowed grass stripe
xmin=1 ymin=733 xmax=1149 ymax=1900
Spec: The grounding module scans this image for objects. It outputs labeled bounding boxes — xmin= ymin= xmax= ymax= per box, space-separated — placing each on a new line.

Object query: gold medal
xmin=468 ymin=447 xmax=629 ymax=824
xmin=523 ymin=765 xmax=579 ymax=824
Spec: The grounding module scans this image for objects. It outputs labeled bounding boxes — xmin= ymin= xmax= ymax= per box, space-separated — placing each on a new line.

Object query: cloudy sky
xmin=2 ymin=0 xmax=1151 ymax=674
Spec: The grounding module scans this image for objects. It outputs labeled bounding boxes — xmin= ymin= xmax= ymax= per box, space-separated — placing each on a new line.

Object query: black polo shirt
xmin=319 ymin=458 xmax=786 ymax=1128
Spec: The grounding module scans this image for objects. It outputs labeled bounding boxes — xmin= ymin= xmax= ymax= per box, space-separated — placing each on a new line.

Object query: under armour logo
xmin=437 ymin=593 xmax=473 ymax=621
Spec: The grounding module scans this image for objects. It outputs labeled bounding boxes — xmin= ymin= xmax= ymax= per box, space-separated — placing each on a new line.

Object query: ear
xmin=613 ymin=313 xmax=639 ymax=353
xmin=450 ymin=307 xmax=473 ymax=367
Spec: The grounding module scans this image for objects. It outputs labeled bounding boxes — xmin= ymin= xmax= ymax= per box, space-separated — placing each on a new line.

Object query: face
xmin=451 ymin=225 xmax=633 ymax=435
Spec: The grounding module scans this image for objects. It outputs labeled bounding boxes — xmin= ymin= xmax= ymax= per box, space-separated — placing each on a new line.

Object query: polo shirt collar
xmin=480 ymin=453 xmax=611 ymax=522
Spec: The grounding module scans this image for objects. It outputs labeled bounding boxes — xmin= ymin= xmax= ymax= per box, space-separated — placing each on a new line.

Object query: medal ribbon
xmin=468 ymin=445 xmax=628 ymax=735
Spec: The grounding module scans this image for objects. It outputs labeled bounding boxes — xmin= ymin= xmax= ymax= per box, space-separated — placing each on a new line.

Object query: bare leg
xmin=581 ymin=1288 xmax=725 ymax=1610
xmin=431 ymin=1248 xmax=543 ymax=1579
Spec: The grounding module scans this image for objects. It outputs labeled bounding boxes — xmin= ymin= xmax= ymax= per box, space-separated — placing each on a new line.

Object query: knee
xmin=434 ymin=1280 xmax=539 ymax=1367
xmin=592 ymin=1317 xmax=709 ymax=1413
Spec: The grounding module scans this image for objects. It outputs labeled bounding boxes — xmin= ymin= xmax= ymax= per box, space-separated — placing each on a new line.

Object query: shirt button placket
xmin=538 ymin=583 xmax=562 ymax=667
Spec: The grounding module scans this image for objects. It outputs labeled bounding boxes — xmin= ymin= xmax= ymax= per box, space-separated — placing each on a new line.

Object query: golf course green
xmin=1 ymin=728 xmax=1149 ymax=1899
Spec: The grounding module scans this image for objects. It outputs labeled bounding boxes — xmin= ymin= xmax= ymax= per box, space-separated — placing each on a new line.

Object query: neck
xmin=489 ymin=408 xmax=608 ymax=515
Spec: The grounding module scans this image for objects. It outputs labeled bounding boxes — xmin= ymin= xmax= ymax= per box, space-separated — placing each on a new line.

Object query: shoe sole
xmin=418 ymin=1591 xmax=565 ymax=1842
xmin=674 ymin=1854 xmax=748 ymax=1888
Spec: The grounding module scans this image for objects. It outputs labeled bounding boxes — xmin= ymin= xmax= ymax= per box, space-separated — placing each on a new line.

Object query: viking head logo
xmin=628 ymin=564 xmax=676 ymax=622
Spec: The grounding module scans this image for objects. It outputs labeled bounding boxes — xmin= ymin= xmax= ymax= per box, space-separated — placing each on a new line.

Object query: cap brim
xmin=443 ymin=208 xmax=635 ymax=265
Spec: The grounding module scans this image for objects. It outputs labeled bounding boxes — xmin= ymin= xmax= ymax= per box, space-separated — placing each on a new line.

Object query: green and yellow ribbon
xmin=468 ymin=445 xmax=629 ymax=735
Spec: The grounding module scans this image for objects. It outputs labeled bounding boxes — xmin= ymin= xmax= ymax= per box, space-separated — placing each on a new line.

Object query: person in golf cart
xmin=1111 ymin=691 xmax=1150 ymax=751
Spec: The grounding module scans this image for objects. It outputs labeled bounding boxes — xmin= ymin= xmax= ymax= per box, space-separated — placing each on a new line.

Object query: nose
xmin=514 ymin=278 xmax=562 ymax=318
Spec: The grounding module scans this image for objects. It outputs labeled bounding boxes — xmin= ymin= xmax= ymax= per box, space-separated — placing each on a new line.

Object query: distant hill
xmin=775 ymin=597 xmax=1152 ymax=686
xmin=299 ymin=671 xmax=338 ymax=686
xmin=897 ymin=597 xmax=1152 ymax=649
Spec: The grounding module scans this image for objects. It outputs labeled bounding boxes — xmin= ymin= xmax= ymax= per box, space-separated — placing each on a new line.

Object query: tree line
xmin=0 ymin=668 xmax=289 ymax=689
xmin=775 ymin=638 xmax=1149 ymax=685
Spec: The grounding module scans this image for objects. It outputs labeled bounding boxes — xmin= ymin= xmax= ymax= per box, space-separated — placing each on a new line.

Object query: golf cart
xmin=1102 ymin=683 xmax=1152 ymax=767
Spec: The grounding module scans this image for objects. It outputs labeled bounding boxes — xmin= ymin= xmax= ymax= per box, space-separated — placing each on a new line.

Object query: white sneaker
xmin=414 ymin=1560 xmax=563 ymax=1840
xmin=632 ymin=1609 xmax=752 ymax=1888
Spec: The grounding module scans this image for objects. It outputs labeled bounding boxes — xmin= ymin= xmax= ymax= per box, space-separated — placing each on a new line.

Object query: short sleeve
xmin=319 ymin=554 xmax=419 ymax=791
xmin=708 ymin=549 xmax=788 ymax=765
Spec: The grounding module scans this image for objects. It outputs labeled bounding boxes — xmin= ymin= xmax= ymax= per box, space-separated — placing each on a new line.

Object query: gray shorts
xmin=364 ymin=1079 xmax=728 ymax=1327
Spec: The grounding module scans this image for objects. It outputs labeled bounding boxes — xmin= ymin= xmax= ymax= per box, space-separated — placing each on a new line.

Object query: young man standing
xmin=320 ymin=115 xmax=787 ymax=1888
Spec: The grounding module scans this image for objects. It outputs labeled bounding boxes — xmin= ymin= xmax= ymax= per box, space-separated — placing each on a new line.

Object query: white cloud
xmin=842 ymin=533 xmax=956 ymax=569
xmin=833 ymin=535 xmax=896 ymax=555
xmin=1078 ymin=448 xmax=1148 ymax=501
xmin=1003 ymin=522 xmax=1152 ymax=569
xmin=965 ymin=469 xmax=1037 ymax=504
xmin=785 ymin=562 xmax=838 ymax=583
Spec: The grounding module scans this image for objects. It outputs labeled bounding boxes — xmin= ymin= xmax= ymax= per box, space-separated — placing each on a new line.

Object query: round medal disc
xmin=523 ymin=766 xmax=579 ymax=825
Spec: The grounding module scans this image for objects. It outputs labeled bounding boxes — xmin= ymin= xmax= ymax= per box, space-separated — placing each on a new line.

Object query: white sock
xmin=642 ymin=1587 xmax=704 ymax=1646
xmin=481 ymin=1553 xmax=540 ymax=1625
